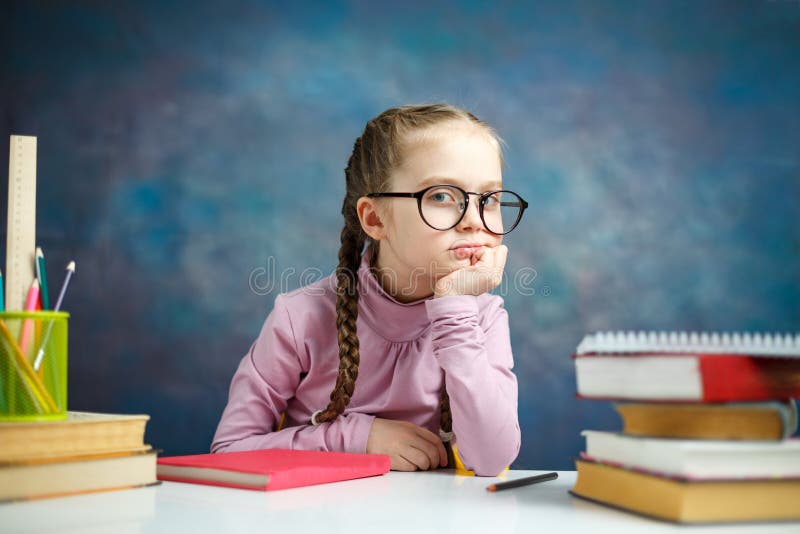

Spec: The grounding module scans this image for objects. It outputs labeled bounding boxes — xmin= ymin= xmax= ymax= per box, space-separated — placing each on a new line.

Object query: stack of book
xmin=0 ymin=412 xmax=157 ymax=501
xmin=570 ymin=331 xmax=800 ymax=524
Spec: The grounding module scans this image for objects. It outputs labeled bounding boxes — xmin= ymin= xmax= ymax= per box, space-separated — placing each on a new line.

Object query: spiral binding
xmin=576 ymin=331 xmax=800 ymax=357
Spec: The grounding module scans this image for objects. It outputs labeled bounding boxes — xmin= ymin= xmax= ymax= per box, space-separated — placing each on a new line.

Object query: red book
xmin=573 ymin=331 xmax=800 ymax=402
xmin=574 ymin=353 xmax=800 ymax=402
xmin=156 ymin=449 xmax=391 ymax=491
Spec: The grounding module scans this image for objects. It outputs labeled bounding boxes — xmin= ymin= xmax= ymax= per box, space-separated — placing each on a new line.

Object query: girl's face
xmin=373 ymin=124 xmax=504 ymax=301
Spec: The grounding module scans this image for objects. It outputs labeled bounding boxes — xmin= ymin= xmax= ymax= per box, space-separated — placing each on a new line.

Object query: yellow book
xmin=0 ymin=411 xmax=149 ymax=462
xmin=0 ymin=448 xmax=158 ymax=502
xmin=615 ymin=401 xmax=797 ymax=440
xmin=571 ymin=459 xmax=800 ymax=524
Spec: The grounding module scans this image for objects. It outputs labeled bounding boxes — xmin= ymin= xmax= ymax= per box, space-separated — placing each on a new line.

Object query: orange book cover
xmin=157 ymin=449 xmax=391 ymax=491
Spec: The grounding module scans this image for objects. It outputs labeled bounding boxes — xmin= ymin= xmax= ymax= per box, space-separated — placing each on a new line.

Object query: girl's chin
xmin=428 ymin=252 xmax=475 ymax=275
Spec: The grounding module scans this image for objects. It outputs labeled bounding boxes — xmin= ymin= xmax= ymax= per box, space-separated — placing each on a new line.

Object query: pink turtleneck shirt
xmin=211 ymin=252 xmax=521 ymax=476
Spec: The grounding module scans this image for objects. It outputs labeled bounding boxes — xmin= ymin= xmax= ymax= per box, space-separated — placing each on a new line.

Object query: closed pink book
xmin=157 ymin=449 xmax=391 ymax=491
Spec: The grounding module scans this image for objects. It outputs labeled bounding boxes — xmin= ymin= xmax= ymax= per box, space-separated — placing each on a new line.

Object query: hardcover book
xmin=157 ymin=449 xmax=391 ymax=491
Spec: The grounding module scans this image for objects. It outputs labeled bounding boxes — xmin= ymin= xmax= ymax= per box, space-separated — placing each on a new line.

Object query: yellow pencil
xmin=0 ymin=319 xmax=57 ymax=413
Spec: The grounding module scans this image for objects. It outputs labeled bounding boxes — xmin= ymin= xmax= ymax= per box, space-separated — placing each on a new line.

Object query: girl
xmin=212 ymin=104 xmax=527 ymax=476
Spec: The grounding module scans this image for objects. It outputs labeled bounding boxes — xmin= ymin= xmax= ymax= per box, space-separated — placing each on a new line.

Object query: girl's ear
xmin=356 ymin=197 xmax=387 ymax=241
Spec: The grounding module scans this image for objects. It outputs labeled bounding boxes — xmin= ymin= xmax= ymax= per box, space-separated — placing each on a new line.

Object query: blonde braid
xmin=313 ymin=222 xmax=365 ymax=423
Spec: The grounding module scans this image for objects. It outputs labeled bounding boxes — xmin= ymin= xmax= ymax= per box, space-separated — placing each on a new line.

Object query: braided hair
xmin=312 ymin=104 xmax=504 ymax=447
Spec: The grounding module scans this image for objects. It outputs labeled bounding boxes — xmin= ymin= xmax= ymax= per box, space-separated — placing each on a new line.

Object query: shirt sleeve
xmin=424 ymin=294 xmax=521 ymax=476
xmin=210 ymin=294 xmax=376 ymax=454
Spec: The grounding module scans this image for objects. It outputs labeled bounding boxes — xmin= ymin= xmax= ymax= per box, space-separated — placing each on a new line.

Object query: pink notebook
xmin=156 ymin=449 xmax=391 ymax=491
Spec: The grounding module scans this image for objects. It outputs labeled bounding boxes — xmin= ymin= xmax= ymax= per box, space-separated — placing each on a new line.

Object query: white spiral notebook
xmin=576 ymin=331 xmax=800 ymax=357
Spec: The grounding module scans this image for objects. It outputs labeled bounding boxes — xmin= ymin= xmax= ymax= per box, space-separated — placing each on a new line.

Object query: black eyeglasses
xmin=367 ymin=184 xmax=528 ymax=235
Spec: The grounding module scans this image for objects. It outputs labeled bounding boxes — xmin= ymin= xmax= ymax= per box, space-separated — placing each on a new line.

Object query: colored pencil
xmin=51 ymin=261 xmax=75 ymax=312
xmin=19 ymin=279 xmax=40 ymax=356
xmin=0 ymin=269 xmax=4 ymax=411
xmin=0 ymin=319 xmax=57 ymax=413
xmin=36 ymin=247 xmax=50 ymax=310
xmin=486 ymin=471 xmax=558 ymax=492
xmin=33 ymin=261 xmax=75 ymax=372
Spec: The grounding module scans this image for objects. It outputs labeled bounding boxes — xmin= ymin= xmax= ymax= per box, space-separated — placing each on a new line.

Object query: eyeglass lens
xmin=420 ymin=185 xmax=523 ymax=234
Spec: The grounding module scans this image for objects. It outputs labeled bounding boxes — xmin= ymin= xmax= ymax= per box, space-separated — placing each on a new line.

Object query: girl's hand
xmin=366 ymin=418 xmax=448 ymax=471
xmin=434 ymin=244 xmax=508 ymax=298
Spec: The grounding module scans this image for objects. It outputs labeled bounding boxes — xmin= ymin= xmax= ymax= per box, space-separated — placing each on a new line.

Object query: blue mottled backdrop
xmin=1 ymin=0 xmax=798 ymax=470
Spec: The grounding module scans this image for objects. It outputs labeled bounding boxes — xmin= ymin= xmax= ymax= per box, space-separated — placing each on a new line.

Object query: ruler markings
xmin=6 ymin=135 xmax=37 ymax=312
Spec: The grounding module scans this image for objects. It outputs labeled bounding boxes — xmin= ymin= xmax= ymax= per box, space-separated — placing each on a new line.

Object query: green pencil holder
xmin=0 ymin=311 xmax=69 ymax=421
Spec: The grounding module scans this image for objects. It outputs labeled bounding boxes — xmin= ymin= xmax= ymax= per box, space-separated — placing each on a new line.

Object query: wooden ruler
xmin=6 ymin=135 xmax=37 ymax=311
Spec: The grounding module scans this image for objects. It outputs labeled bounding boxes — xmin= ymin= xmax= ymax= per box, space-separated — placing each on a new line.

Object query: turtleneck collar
xmin=356 ymin=249 xmax=433 ymax=342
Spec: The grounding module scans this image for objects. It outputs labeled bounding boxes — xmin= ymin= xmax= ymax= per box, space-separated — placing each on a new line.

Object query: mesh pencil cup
xmin=0 ymin=311 xmax=69 ymax=421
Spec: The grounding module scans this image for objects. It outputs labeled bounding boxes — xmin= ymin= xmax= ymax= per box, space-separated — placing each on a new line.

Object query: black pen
xmin=486 ymin=471 xmax=558 ymax=492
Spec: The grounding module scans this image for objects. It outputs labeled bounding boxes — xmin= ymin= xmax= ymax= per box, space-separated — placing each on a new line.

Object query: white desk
xmin=1 ymin=470 xmax=798 ymax=533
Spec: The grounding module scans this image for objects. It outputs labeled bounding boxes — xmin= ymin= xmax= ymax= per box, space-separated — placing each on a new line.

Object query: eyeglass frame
xmin=366 ymin=184 xmax=529 ymax=235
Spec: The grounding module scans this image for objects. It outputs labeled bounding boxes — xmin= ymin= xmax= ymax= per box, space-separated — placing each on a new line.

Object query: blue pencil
xmin=0 ymin=268 xmax=4 ymax=311
xmin=36 ymin=247 xmax=50 ymax=310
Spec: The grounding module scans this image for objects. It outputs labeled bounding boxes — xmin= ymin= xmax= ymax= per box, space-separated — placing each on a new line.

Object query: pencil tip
xmin=67 ymin=261 xmax=76 ymax=272
xmin=36 ymin=247 xmax=43 ymax=257
xmin=32 ymin=278 xmax=39 ymax=288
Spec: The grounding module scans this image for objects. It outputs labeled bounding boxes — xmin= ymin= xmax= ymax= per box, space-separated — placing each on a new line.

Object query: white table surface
xmin=1 ymin=470 xmax=799 ymax=534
